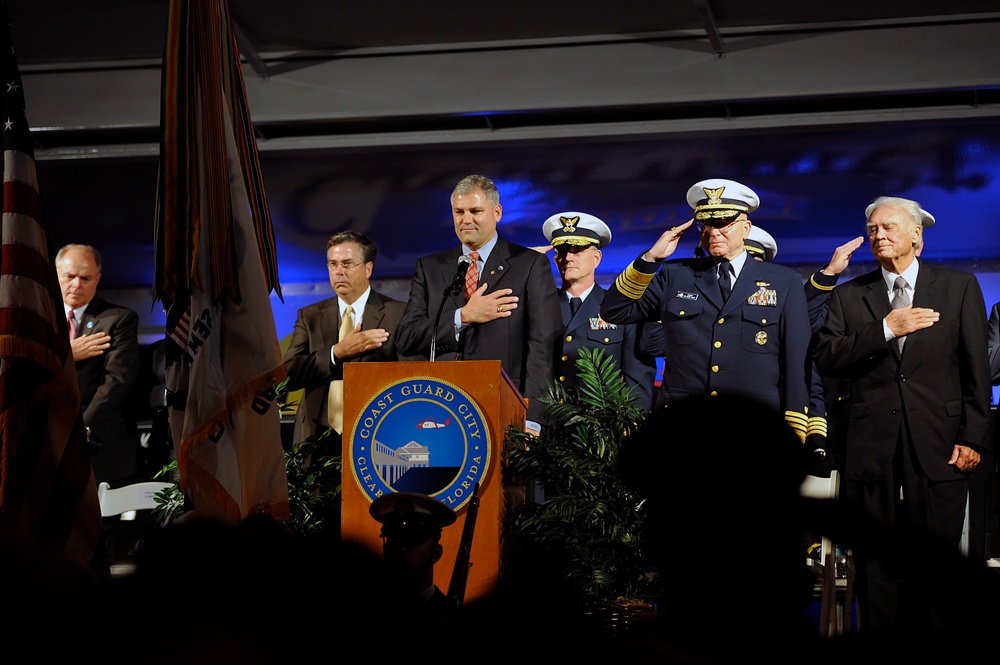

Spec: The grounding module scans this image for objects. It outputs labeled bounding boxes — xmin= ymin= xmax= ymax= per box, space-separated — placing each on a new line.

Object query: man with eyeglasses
xmin=601 ymin=178 xmax=812 ymax=441
xmin=541 ymin=211 xmax=657 ymax=409
xmin=283 ymin=230 xmax=409 ymax=442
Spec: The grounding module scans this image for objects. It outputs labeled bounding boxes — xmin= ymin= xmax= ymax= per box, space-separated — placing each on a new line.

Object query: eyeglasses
xmin=696 ymin=219 xmax=744 ymax=235
xmin=327 ymin=260 xmax=362 ymax=271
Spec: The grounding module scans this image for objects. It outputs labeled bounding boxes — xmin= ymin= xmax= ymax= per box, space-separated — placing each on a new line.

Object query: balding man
xmin=56 ymin=244 xmax=140 ymax=484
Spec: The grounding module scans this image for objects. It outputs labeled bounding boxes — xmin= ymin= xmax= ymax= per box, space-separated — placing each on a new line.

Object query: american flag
xmin=155 ymin=0 xmax=288 ymax=522
xmin=0 ymin=1 xmax=102 ymax=570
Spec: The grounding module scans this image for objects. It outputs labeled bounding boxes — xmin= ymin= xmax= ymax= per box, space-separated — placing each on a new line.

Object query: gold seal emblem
xmin=755 ymin=331 xmax=768 ymax=346
xmin=560 ymin=215 xmax=579 ymax=233
xmin=704 ymin=186 xmax=725 ymax=205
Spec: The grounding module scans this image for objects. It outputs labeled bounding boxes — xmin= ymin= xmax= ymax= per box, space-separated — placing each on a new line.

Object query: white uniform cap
xmin=542 ymin=211 xmax=612 ymax=248
xmin=744 ymin=225 xmax=778 ymax=262
xmin=687 ymin=179 xmax=760 ymax=221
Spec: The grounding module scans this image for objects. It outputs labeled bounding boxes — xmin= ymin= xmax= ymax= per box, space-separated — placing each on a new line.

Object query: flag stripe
xmin=0 ymin=0 xmax=102 ymax=574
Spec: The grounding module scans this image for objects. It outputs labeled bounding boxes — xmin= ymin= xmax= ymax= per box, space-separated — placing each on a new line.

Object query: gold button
xmin=679 ymin=310 xmax=685 ymax=316
xmin=561 ymin=355 xmax=569 ymax=361
xmin=718 ymin=317 xmax=725 ymax=324
xmin=604 ymin=337 xmax=610 ymax=343
xmin=559 ymin=376 xmax=566 ymax=382
xmin=713 ymin=341 xmax=721 ymax=348
xmin=761 ymin=318 xmax=767 ymax=324
xmin=711 ymin=365 xmax=719 ymax=373
xmin=565 ymin=335 xmax=573 ymax=342
xmin=710 ymin=390 xmax=718 ymax=396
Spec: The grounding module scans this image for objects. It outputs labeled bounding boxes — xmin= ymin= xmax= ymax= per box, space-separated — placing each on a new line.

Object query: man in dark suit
xmin=396 ymin=175 xmax=561 ymax=431
xmin=56 ymin=244 xmax=140 ymax=485
xmin=815 ymin=196 xmax=991 ymax=634
xmin=601 ymin=179 xmax=813 ymax=441
xmin=541 ymin=211 xmax=656 ymax=410
xmin=283 ymin=231 xmax=408 ymax=442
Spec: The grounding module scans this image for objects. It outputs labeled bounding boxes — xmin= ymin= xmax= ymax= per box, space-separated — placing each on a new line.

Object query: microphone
xmin=431 ymin=254 xmax=474 ymax=362
xmin=449 ymin=254 xmax=473 ymax=297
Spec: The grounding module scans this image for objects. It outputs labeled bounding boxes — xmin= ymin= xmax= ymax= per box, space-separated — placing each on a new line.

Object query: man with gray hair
xmin=56 ymin=243 xmax=140 ymax=484
xmin=815 ymin=196 xmax=991 ymax=634
xmin=397 ymin=175 xmax=561 ymax=431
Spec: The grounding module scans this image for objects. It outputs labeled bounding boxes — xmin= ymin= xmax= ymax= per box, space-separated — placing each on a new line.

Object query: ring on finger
xmin=497 ymin=305 xmax=504 ymax=313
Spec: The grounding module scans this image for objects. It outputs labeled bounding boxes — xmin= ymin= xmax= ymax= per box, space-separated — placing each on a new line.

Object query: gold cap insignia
xmin=560 ymin=215 xmax=579 ymax=233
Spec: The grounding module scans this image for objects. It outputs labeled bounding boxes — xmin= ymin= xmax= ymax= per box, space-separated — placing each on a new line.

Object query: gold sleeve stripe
xmin=614 ymin=263 xmax=656 ymax=300
xmin=809 ymin=274 xmax=835 ymax=291
xmin=806 ymin=416 xmax=828 ymax=438
xmin=784 ymin=410 xmax=807 ymax=443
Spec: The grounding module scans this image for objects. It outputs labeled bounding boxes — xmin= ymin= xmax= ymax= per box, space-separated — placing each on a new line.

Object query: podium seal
xmin=348 ymin=376 xmax=491 ymax=510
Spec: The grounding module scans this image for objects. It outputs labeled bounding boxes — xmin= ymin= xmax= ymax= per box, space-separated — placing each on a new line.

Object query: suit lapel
xmin=480 ymin=237 xmax=512 ymax=291
xmin=721 ymin=257 xmax=761 ymax=318
xmin=78 ymin=299 xmax=105 ymax=337
xmin=693 ymin=260 xmax=723 ymax=311
xmin=860 ymin=269 xmax=900 ymax=361
xmin=363 ymin=290 xmax=386 ymax=330
xmin=565 ymin=285 xmax=603 ymax=330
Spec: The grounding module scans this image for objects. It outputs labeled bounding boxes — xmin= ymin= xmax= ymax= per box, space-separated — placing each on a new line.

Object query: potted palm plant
xmin=503 ymin=347 xmax=658 ymax=634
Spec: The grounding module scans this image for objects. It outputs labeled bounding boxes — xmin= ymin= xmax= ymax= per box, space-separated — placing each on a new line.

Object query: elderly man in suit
xmin=56 ymin=244 xmax=140 ymax=485
xmin=396 ymin=175 xmax=561 ymax=432
xmin=601 ymin=178 xmax=813 ymax=441
xmin=815 ymin=196 xmax=991 ymax=634
xmin=541 ymin=211 xmax=656 ymax=410
xmin=283 ymin=231 xmax=408 ymax=442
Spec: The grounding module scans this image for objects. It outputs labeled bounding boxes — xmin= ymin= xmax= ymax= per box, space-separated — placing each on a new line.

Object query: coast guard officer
xmin=601 ymin=178 xmax=813 ymax=440
xmin=542 ymin=212 xmax=657 ymax=409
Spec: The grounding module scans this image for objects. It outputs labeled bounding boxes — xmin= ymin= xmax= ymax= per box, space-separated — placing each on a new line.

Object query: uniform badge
xmin=675 ymin=291 xmax=699 ymax=300
xmin=747 ymin=283 xmax=777 ymax=307
xmin=560 ymin=215 xmax=579 ymax=233
xmin=755 ymin=331 xmax=768 ymax=345
xmin=589 ymin=316 xmax=618 ymax=331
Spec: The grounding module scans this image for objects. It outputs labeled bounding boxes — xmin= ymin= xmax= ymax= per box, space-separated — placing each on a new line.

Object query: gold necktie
xmin=328 ymin=305 xmax=355 ymax=434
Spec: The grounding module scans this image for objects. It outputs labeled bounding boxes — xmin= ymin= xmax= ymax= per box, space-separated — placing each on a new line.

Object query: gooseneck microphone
xmin=431 ymin=254 xmax=473 ymax=361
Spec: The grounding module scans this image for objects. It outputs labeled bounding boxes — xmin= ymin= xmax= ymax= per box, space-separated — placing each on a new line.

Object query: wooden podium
xmin=341 ymin=360 xmax=526 ymax=603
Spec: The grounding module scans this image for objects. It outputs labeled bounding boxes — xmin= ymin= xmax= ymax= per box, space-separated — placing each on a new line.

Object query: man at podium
xmin=396 ymin=175 xmax=561 ymax=432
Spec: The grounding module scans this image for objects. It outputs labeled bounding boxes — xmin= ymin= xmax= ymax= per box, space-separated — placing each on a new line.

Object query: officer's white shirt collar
xmin=566 ymin=283 xmax=596 ymax=303
xmin=717 ymin=249 xmax=749 ymax=280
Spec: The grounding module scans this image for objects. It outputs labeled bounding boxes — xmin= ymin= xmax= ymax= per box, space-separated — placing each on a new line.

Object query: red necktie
xmin=67 ymin=309 xmax=77 ymax=340
xmin=464 ymin=251 xmax=480 ymax=300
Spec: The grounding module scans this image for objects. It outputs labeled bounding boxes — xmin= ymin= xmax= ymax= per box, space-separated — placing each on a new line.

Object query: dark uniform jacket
xmin=557 ymin=284 xmax=656 ymax=410
xmin=602 ymin=252 xmax=812 ymax=440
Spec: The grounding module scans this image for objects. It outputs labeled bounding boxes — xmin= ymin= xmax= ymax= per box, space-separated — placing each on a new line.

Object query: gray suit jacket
xmin=283 ymin=289 xmax=407 ymax=442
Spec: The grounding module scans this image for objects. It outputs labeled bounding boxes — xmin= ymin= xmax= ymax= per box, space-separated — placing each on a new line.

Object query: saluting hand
xmin=825 ymin=236 xmax=865 ymax=276
xmin=461 ymin=284 xmax=518 ymax=324
xmin=644 ymin=219 xmax=694 ymax=261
